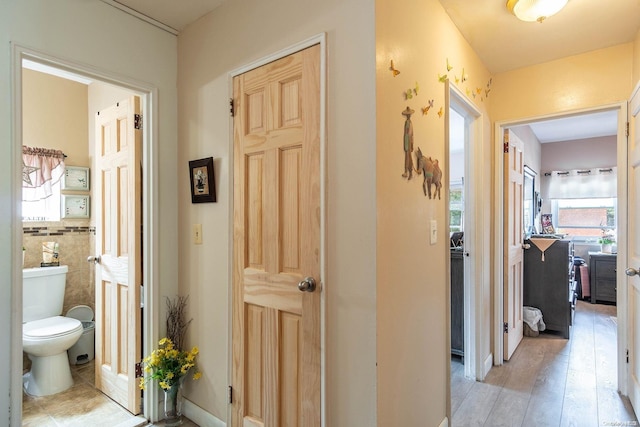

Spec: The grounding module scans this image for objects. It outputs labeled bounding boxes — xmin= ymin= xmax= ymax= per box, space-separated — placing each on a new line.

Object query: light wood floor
xmin=452 ymin=301 xmax=638 ymax=427
xmin=22 ymin=359 xmax=199 ymax=426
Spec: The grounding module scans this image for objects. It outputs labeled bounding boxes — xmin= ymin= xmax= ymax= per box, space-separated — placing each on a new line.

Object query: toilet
xmin=22 ymin=265 xmax=83 ymax=396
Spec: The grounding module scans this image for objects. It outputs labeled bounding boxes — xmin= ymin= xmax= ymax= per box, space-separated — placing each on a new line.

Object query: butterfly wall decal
xmin=438 ymin=73 xmax=448 ymax=83
xmin=446 ymin=58 xmax=453 ymax=72
xmin=389 ymin=60 xmax=400 ymax=77
xmin=437 ymin=107 xmax=444 ymax=118
xmin=461 ymin=68 xmax=467 ymax=83
xmin=421 ymin=99 xmax=434 ymax=115
xmin=404 ymin=82 xmax=419 ymax=100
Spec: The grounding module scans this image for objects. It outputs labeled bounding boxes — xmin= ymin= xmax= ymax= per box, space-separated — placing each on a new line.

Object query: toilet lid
xmin=66 ymin=305 xmax=94 ymax=322
xmin=23 ymin=316 xmax=82 ymax=339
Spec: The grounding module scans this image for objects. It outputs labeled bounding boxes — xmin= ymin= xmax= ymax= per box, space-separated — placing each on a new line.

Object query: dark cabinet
xmin=451 ymin=250 xmax=464 ymax=356
xmin=589 ymin=252 xmax=617 ymax=305
xmin=523 ymin=239 xmax=574 ymax=339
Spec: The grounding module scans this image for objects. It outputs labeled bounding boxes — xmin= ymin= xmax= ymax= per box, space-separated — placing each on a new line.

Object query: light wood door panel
xmin=232 ymin=45 xmax=321 ymax=427
xmin=504 ymin=129 xmax=524 ymax=361
xmin=94 ymin=96 xmax=142 ymax=414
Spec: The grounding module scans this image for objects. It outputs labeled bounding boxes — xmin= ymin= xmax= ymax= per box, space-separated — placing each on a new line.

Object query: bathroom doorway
xmin=14 ymin=47 xmax=158 ymax=424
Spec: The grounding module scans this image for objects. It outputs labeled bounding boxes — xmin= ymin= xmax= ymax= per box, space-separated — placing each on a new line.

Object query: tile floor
xmin=452 ymin=300 xmax=638 ymax=426
xmin=22 ymin=360 xmax=199 ymax=427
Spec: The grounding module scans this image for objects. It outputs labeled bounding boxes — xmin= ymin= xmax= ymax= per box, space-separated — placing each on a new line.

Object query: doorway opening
xmin=493 ymin=104 xmax=628 ymax=392
xmin=447 ymin=82 xmax=485 ymax=385
xmin=12 ymin=46 xmax=159 ymax=424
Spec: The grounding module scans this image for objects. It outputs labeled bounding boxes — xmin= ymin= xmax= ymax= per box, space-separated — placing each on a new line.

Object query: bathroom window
xmin=22 ymin=146 xmax=65 ymax=222
xmin=22 ymin=181 xmax=61 ymax=221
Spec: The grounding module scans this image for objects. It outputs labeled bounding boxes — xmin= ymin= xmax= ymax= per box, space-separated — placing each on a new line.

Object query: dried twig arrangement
xmin=166 ymin=295 xmax=193 ymax=351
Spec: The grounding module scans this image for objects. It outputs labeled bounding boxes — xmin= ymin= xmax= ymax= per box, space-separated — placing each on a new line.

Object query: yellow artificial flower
xmin=139 ymin=337 xmax=201 ymax=391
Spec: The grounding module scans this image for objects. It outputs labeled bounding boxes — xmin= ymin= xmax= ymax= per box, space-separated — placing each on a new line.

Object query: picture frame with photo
xmin=189 ymin=157 xmax=216 ymax=203
xmin=541 ymin=213 xmax=555 ymax=234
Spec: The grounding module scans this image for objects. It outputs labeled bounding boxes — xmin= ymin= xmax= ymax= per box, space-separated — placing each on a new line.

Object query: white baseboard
xmin=439 ymin=416 xmax=449 ymax=427
xmin=483 ymin=353 xmax=493 ymax=378
xmin=182 ymin=398 xmax=225 ymax=427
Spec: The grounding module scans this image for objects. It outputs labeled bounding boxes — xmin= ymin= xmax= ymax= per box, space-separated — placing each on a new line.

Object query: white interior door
xmin=627 ymin=83 xmax=640 ymax=413
xmin=94 ymin=96 xmax=142 ymax=414
xmin=503 ymin=129 xmax=524 ymax=361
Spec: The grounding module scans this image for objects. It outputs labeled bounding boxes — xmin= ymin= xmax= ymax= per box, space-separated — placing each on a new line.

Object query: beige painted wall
xmin=492 ymin=44 xmax=635 ymax=123
xmin=376 ymin=0 xmax=492 ymax=424
xmin=177 ymin=0 xmax=376 ymax=424
xmin=633 ymin=29 xmax=640 ymax=85
xmin=22 ymin=69 xmax=89 ymax=167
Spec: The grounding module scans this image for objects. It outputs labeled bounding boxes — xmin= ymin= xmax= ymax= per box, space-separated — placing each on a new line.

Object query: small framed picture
xmin=189 ymin=157 xmax=216 ymax=203
xmin=62 ymin=195 xmax=90 ymax=219
xmin=62 ymin=166 xmax=90 ymax=191
xmin=541 ymin=213 xmax=555 ymax=234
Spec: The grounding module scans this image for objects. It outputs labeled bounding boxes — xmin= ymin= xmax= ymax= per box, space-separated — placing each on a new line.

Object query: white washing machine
xmin=66 ymin=305 xmax=95 ymax=365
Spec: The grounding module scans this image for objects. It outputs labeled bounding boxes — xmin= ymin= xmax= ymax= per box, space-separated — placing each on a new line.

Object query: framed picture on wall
xmin=62 ymin=166 xmax=90 ymax=191
xmin=61 ymin=195 xmax=90 ymax=219
xmin=188 ymin=157 xmax=216 ymax=203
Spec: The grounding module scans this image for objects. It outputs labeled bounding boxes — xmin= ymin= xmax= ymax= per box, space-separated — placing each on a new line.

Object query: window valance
xmin=22 ymin=146 xmax=65 ymax=201
xmin=545 ymin=167 xmax=616 ymax=199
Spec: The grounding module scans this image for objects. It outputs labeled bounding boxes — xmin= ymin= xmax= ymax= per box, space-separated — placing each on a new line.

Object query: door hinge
xmin=134 ymin=113 xmax=143 ymax=130
xmin=229 ymin=385 xmax=233 ymax=404
xmin=229 ymin=98 xmax=235 ymax=117
xmin=503 ymin=322 xmax=509 ymax=333
xmin=627 ymin=349 xmax=630 ymax=363
xmin=626 ymin=122 xmax=630 ymax=137
xmin=135 ymin=362 xmax=143 ymax=378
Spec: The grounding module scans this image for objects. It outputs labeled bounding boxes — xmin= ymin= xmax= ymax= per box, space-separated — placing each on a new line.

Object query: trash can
xmin=66 ymin=305 xmax=95 ymax=365
xmin=523 ymin=306 xmax=545 ymax=337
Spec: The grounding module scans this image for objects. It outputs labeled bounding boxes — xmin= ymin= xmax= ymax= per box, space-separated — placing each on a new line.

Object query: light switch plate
xmin=193 ymin=224 xmax=203 ymax=245
xmin=430 ymin=220 xmax=437 ymax=245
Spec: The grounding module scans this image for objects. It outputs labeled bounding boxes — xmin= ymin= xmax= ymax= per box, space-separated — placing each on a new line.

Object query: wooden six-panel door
xmin=503 ymin=129 xmax=524 ymax=361
xmin=94 ymin=96 xmax=142 ymax=414
xmin=627 ymin=84 xmax=640 ymax=414
xmin=232 ymin=45 xmax=321 ymax=427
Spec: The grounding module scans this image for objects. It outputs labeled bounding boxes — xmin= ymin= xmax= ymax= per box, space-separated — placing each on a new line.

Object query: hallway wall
xmin=177 ymin=0 xmax=376 ymax=424
xmin=376 ymin=0 xmax=493 ymax=424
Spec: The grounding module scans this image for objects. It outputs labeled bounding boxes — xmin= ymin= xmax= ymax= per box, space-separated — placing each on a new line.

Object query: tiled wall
xmin=23 ymin=220 xmax=95 ymax=315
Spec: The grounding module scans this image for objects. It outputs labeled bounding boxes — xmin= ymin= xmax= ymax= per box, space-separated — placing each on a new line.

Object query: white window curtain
xmin=22 ymin=146 xmax=65 ymax=201
xmin=546 ymin=167 xmax=616 ymax=199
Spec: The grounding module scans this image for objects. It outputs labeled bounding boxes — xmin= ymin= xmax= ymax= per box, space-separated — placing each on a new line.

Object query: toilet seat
xmin=23 ymin=316 xmax=82 ymax=339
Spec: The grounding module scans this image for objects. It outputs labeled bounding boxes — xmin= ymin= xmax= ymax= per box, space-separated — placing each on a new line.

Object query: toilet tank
xmin=23 ymin=265 xmax=69 ymax=323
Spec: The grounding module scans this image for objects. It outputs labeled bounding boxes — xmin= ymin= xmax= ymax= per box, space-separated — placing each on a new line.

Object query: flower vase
xmin=602 ymin=243 xmax=613 ymax=254
xmin=163 ymin=381 xmax=183 ymax=426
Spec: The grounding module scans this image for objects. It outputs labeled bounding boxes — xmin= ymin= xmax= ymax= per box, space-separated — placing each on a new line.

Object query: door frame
xmin=492 ymin=102 xmax=628 ymax=392
xmin=10 ymin=44 xmax=161 ymax=423
xmin=446 ymin=82 xmax=485 ymax=380
xmin=227 ymin=33 xmax=327 ymax=426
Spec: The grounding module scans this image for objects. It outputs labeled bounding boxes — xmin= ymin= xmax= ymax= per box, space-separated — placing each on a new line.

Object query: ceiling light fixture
xmin=506 ymin=0 xmax=568 ymax=23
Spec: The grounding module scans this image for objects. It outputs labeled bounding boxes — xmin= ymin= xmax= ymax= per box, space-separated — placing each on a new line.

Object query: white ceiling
xmin=438 ymin=0 xmax=640 ymax=74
